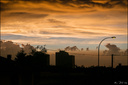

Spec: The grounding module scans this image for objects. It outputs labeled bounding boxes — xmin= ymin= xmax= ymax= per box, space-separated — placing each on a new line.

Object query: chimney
xmin=7 ymin=55 xmax=12 ymax=60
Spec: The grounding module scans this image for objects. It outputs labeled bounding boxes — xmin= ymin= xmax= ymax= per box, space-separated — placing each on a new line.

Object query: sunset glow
xmin=1 ymin=0 xmax=127 ymax=50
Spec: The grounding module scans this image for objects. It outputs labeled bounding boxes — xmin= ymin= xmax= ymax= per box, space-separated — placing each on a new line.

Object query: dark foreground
xmin=0 ymin=66 xmax=128 ymax=85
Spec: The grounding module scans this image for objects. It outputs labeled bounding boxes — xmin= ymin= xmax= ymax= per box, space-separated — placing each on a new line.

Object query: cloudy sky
xmin=1 ymin=0 xmax=127 ymax=50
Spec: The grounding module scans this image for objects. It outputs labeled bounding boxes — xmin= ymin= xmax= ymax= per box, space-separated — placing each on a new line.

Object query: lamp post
xmin=98 ymin=36 xmax=116 ymax=67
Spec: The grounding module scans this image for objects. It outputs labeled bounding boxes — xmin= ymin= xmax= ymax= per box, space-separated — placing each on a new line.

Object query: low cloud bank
xmin=103 ymin=43 xmax=127 ymax=56
xmin=0 ymin=40 xmax=35 ymax=59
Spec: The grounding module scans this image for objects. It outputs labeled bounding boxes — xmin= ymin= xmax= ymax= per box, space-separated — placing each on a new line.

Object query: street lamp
xmin=98 ymin=36 xmax=116 ymax=67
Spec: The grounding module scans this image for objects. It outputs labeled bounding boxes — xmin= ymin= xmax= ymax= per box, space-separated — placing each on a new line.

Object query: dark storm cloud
xmin=110 ymin=0 xmax=127 ymax=7
xmin=0 ymin=0 xmax=127 ymax=12
xmin=8 ymin=12 xmax=48 ymax=19
xmin=48 ymin=19 xmax=65 ymax=24
xmin=0 ymin=2 xmax=8 ymax=11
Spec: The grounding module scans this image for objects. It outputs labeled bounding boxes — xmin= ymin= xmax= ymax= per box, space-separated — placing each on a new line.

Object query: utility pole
xmin=111 ymin=54 xmax=114 ymax=68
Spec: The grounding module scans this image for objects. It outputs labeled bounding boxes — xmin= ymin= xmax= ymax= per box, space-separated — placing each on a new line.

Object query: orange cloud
xmin=1 ymin=0 xmax=127 ymax=47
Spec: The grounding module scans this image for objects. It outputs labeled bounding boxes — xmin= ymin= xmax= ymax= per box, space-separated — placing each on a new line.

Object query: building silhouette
xmin=56 ymin=51 xmax=75 ymax=68
xmin=40 ymin=53 xmax=50 ymax=66
xmin=0 ymin=55 xmax=15 ymax=71
xmin=32 ymin=52 xmax=50 ymax=67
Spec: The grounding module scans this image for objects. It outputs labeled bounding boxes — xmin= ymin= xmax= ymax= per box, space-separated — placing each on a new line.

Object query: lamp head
xmin=111 ymin=36 xmax=116 ymax=39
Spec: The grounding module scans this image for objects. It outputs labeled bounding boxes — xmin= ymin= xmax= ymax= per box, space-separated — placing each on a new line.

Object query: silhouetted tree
xmin=15 ymin=49 xmax=27 ymax=68
xmin=15 ymin=49 xmax=26 ymax=62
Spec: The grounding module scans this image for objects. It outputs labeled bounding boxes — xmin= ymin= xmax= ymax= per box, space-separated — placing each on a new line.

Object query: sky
xmin=1 ymin=0 xmax=127 ymax=50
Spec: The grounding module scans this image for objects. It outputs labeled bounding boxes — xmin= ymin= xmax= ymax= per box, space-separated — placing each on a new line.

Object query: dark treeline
xmin=0 ymin=50 xmax=50 ymax=71
xmin=0 ymin=50 xmax=128 ymax=85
